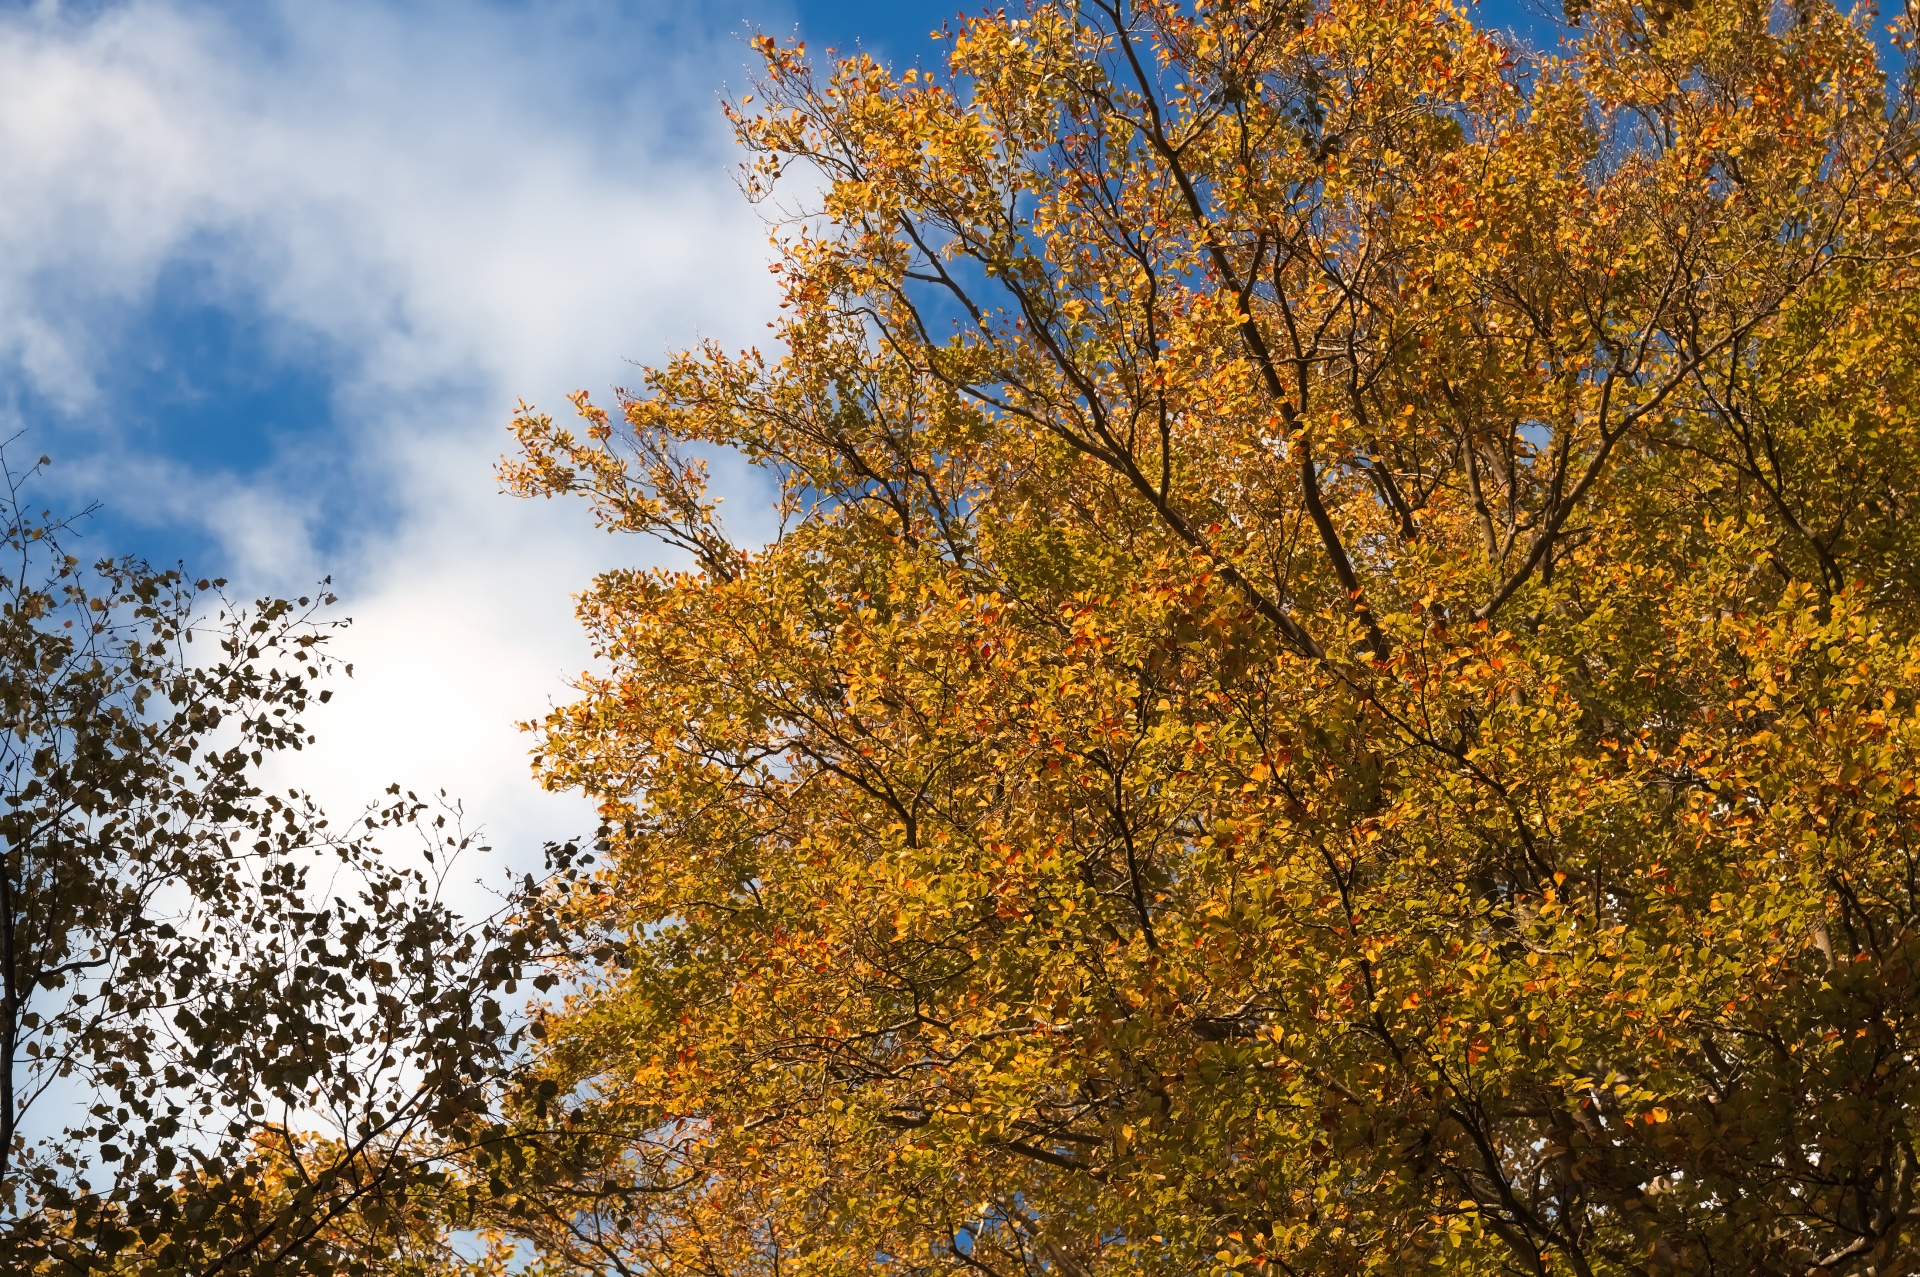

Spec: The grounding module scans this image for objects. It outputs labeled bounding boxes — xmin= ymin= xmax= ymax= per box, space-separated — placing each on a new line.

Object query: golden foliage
xmin=502 ymin=2 xmax=1920 ymax=1273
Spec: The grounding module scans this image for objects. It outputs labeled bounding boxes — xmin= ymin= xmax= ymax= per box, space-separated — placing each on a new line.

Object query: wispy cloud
xmin=0 ymin=0 xmax=784 ymax=868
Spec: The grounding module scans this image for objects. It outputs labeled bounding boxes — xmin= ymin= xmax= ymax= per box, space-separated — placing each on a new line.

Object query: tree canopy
xmin=496 ymin=0 xmax=1920 ymax=1274
xmin=0 ymin=456 xmax=544 ymax=1276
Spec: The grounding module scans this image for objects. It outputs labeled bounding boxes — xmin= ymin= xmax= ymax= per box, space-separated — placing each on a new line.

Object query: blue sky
xmin=1 ymin=0 xmax=1012 ymax=565
xmin=0 ymin=0 xmax=1557 ymax=868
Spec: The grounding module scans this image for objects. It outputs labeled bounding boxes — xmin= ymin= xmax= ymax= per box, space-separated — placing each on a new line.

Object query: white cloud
xmin=0 ymin=0 xmax=786 ymax=881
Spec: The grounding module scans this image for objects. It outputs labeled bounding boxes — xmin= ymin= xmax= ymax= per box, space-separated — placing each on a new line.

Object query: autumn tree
xmin=0 ymin=455 xmax=542 ymax=1276
xmin=502 ymin=1 xmax=1920 ymax=1273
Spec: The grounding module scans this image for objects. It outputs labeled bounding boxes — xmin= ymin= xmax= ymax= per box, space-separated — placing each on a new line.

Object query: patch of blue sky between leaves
xmin=780 ymin=0 xmax=1560 ymax=66
xmin=787 ymin=0 xmax=958 ymax=67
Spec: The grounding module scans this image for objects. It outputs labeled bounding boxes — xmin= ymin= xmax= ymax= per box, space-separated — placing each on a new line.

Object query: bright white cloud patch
xmin=0 ymin=0 xmax=783 ymax=878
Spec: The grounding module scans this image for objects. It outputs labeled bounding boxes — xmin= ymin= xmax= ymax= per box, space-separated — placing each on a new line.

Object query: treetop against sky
xmin=3 ymin=0 xmax=1557 ymax=869
xmin=7 ymin=0 xmax=1919 ymax=1273
xmin=0 ymin=0 xmax=1135 ymax=869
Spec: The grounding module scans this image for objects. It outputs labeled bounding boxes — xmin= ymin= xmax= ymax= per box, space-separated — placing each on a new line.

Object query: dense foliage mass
xmin=496 ymin=0 xmax=1920 ymax=1273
